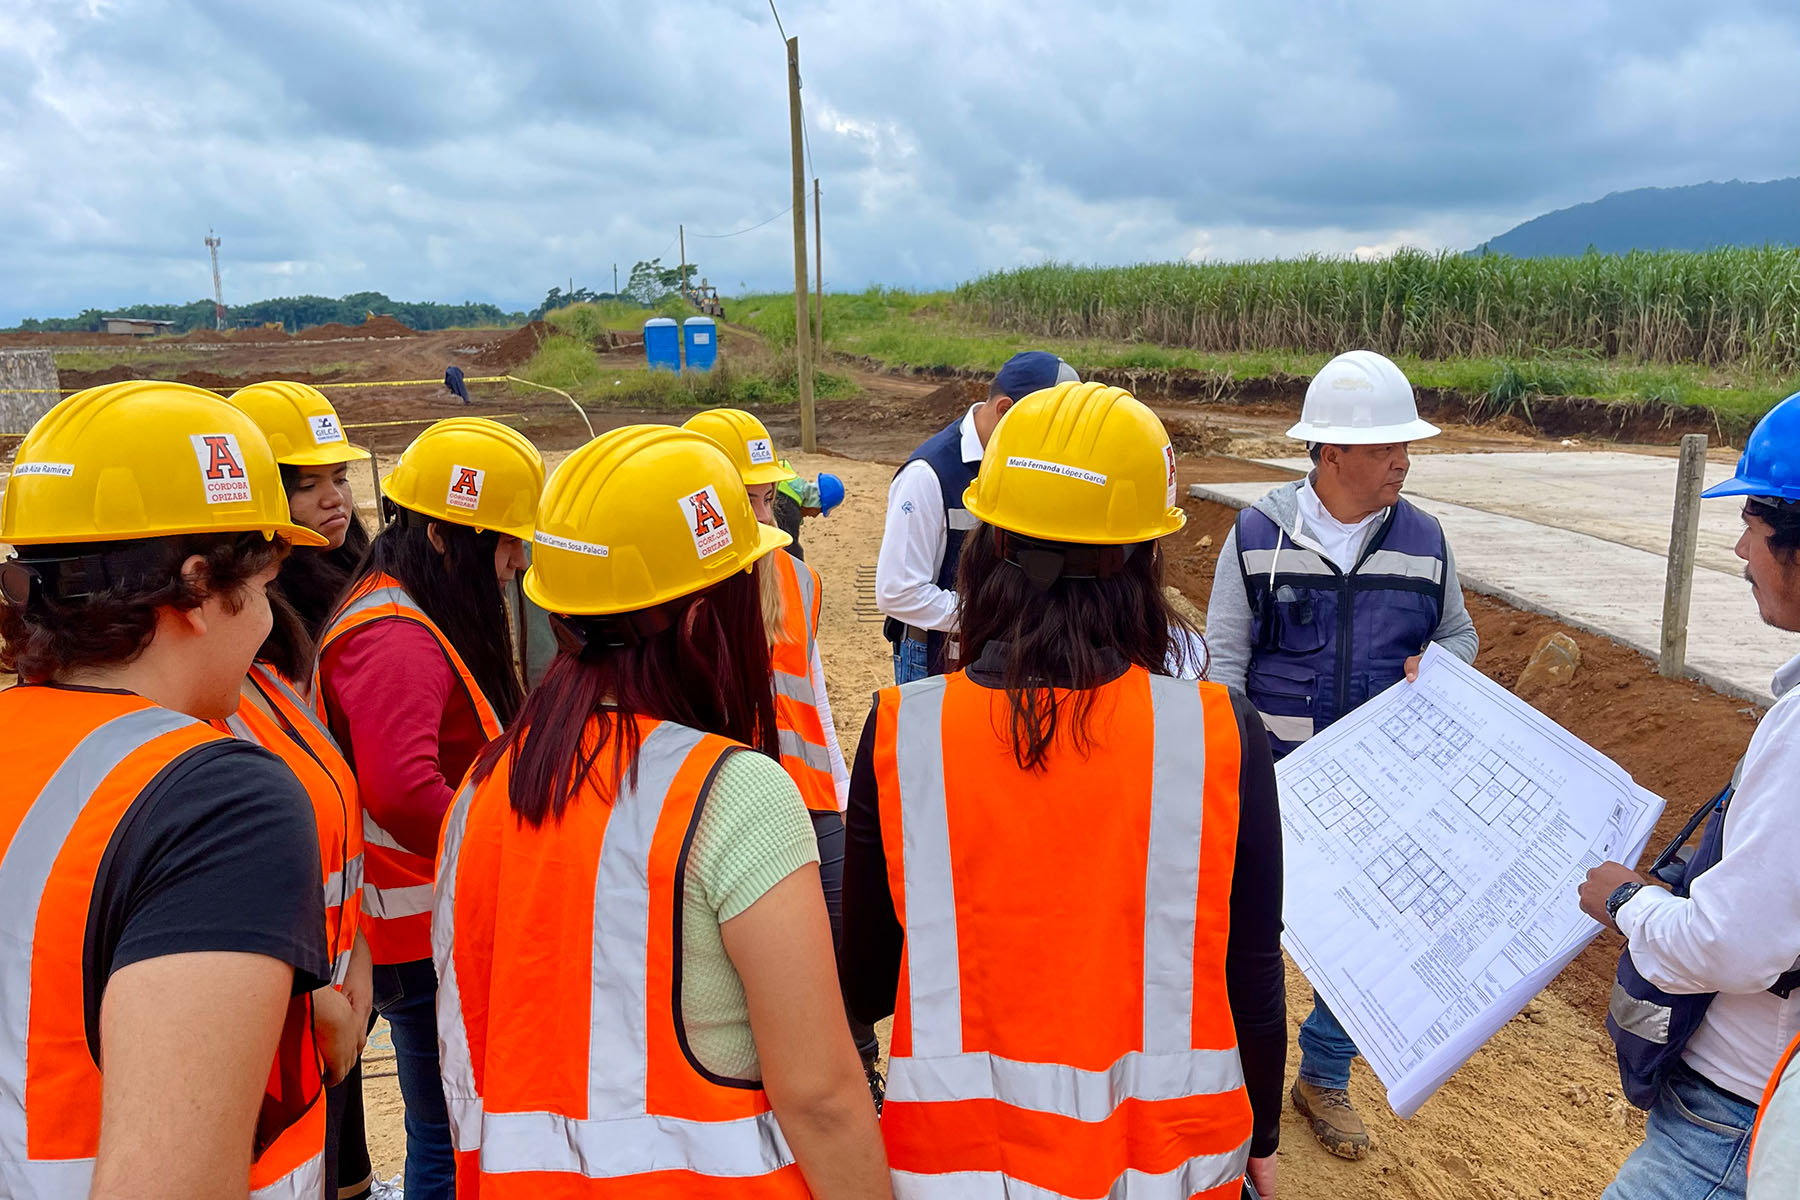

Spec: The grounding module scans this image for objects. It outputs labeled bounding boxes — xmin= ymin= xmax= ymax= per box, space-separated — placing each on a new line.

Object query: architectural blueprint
xmin=1278 ymin=644 xmax=1664 ymax=1117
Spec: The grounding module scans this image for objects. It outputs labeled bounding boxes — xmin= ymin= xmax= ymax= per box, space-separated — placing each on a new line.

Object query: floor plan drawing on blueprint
xmin=1278 ymin=644 xmax=1663 ymax=1117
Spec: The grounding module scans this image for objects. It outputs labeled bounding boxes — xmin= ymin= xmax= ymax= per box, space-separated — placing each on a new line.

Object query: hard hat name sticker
xmin=190 ymin=434 xmax=252 ymax=505
xmin=11 ymin=462 xmax=73 ymax=478
xmin=446 ymin=464 xmax=486 ymax=512
xmin=1164 ymin=445 xmax=1178 ymax=507
xmin=680 ymin=485 xmax=735 ymax=558
xmin=746 ymin=437 xmax=776 ymax=466
xmin=535 ymin=532 xmax=609 ymax=558
xmin=1005 ymin=455 xmax=1108 ymax=487
xmin=309 ymin=414 xmax=346 ymax=445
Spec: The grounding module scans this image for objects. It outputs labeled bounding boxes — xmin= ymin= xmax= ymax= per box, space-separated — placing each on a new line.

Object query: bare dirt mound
xmin=295 ymin=316 xmax=417 ymax=341
xmin=359 ymin=315 xmax=418 ymax=339
xmin=473 ymin=321 xmax=552 ymax=369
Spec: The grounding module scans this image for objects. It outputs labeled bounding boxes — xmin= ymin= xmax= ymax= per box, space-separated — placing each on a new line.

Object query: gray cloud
xmin=3 ymin=0 xmax=1800 ymax=325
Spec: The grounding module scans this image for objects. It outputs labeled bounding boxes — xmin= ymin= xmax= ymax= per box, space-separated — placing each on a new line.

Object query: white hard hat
xmin=1287 ymin=350 xmax=1441 ymax=445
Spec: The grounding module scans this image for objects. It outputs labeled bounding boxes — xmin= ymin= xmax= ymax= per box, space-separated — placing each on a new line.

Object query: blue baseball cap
xmin=990 ymin=351 xmax=1079 ymax=400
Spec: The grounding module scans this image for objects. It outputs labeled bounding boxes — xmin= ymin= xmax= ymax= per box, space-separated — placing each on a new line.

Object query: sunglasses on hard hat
xmin=0 ymin=546 xmax=173 ymax=609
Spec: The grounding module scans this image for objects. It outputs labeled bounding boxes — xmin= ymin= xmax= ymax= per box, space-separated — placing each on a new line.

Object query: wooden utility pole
xmin=813 ymin=177 xmax=824 ymax=361
xmin=613 ymin=263 xmax=618 ymax=297
xmin=1659 ymin=433 xmax=1709 ymax=678
xmin=679 ymin=225 xmax=688 ymax=300
xmin=787 ymin=36 xmax=815 ymax=451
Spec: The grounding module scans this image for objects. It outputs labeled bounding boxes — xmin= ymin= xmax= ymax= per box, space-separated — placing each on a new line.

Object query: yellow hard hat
xmin=380 ymin=417 xmax=544 ymax=540
xmin=0 ymin=380 xmax=328 ymax=548
xmin=524 ymin=425 xmax=790 ymax=616
xmin=225 ymin=380 xmax=371 ymax=467
xmin=680 ymin=408 xmax=798 ymax=486
xmin=963 ymin=381 xmax=1186 ymax=544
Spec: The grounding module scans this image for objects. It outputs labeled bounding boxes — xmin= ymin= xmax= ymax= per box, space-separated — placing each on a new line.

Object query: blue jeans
xmin=1603 ymin=1063 xmax=1754 ymax=1200
xmin=893 ymin=636 xmax=931 ymax=685
xmin=372 ymin=960 xmax=454 ymax=1200
xmin=1297 ymin=990 xmax=1359 ymax=1091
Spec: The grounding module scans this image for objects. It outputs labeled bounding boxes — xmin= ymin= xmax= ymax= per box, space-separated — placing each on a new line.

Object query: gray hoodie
xmin=1204 ymin=478 xmax=1479 ymax=695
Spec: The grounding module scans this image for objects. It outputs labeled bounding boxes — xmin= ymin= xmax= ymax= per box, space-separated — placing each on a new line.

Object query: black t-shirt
xmin=83 ymin=736 xmax=331 ymax=1060
xmin=838 ymin=657 xmax=1288 ymax=1159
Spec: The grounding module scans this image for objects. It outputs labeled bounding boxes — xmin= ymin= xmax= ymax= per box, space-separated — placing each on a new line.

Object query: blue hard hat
xmin=817 ymin=472 xmax=846 ymax=516
xmin=1703 ymin=391 xmax=1800 ymax=502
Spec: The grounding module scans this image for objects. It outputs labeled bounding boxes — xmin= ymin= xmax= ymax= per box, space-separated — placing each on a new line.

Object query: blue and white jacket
xmin=1205 ymin=478 xmax=1479 ymax=759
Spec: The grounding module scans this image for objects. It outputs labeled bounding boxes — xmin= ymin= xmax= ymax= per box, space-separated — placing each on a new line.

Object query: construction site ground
xmin=0 ymin=326 xmax=1773 ymax=1198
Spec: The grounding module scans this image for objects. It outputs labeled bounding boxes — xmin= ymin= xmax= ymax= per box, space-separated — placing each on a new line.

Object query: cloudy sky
xmin=4 ymin=0 xmax=1800 ymax=324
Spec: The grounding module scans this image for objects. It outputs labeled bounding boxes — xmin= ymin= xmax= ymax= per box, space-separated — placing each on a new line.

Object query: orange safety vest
xmin=1753 ymin=1030 xmax=1800 ymax=1179
xmin=221 ymin=661 xmax=364 ymax=988
xmin=0 ymin=686 xmax=324 ymax=1198
xmin=871 ymin=667 xmax=1253 ymax=1199
xmin=318 ymin=571 xmax=503 ymax=965
xmin=770 ymin=551 xmax=838 ymax=813
xmin=433 ymin=716 xmax=812 ymax=1199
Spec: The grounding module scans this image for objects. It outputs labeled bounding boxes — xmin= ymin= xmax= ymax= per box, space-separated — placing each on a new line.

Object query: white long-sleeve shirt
xmin=1617 ymin=651 xmax=1800 ymax=1100
xmin=874 ymin=407 xmax=984 ymax=633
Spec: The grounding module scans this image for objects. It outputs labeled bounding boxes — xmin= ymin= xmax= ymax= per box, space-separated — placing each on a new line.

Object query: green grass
xmin=511 ymin=333 xmax=856 ymax=412
xmin=52 ymin=346 xmax=206 ymax=372
xmin=545 ymin=297 xmax=692 ymax=341
xmin=733 ymin=285 xmax=1791 ymax=425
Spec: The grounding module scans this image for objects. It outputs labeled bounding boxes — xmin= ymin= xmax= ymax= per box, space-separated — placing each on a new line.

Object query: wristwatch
xmin=1605 ymin=881 xmax=1645 ymax=923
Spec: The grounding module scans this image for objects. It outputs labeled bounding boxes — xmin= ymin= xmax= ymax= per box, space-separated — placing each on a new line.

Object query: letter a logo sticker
xmin=446 ymin=464 xmax=485 ymax=512
xmin=681 ymin=485 xmax=735 ymax=558
xmin=189 ymin=434 xmax=253 ymax=505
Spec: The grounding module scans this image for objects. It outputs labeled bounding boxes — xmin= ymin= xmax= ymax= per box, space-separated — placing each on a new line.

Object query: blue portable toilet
xmin=644 ymin=317 xmax=680 ymax=372
xmin=683 ymin=317 xmax=718 ymax=372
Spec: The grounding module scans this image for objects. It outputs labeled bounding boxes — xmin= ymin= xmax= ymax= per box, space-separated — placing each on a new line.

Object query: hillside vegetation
xmin=1480 ymin=178 xmax=1800 ymax=257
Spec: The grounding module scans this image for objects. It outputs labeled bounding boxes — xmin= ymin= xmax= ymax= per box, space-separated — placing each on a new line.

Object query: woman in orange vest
xmin=0 ymin=380 xmax=335 ymax=1198
xmin=680 ymin=410 xmax=884 ymax=1083
xmin=315 ymin=416 xmax=544 ymax=1200
xmin=435 ymin=425 xmax=892 ymax=1198
xmin=224 ymin=378 xmax=382 ymax=1200
xmin=226 ymin=380 xmax=374 ymax=648
xmin=840 ymin=381 xmax=1289 ymax=1200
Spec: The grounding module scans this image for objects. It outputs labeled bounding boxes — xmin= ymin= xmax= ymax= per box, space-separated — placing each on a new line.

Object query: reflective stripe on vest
xmin=320 ymin=572 xmax=501 ymax=965
xmin=0 ymin=694 xmax=323 ymax=1195
xmin=876 ymin=670 xmax=1252 ymax=1198
xmin=225 ymin=661 xmax=365 ymax=990
xmin=770 ymin=551 xmax=837 ymax=810
xmin=434 ymin=720 xmax=808 ymax=1195
xmin=1752 ymin=1031 xmax=1800 ymax=1183
xmin=1237 ymin=499 xmax=1446 ymax=758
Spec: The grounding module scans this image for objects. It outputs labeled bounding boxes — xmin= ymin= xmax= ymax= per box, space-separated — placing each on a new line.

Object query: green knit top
xmin=679 ymin=748 xmax=821 ymax=1080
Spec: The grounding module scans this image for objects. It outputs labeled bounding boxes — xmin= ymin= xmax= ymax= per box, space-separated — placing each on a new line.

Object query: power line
xmin=767 ymin=0 xmax=787 ymax=42
xmin=690 ymin=204 xmax=794 ymax=239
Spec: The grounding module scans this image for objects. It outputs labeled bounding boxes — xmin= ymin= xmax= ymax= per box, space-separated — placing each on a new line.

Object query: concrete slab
xmin=1248 ymin=452 xmax=1750 ymax=575
xmin=1190 ymin=478 xmax=1791 ymax=706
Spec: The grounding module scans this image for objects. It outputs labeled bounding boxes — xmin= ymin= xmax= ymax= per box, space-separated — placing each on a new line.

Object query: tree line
xmin=10 ymin=291 xmax=525 ymax=334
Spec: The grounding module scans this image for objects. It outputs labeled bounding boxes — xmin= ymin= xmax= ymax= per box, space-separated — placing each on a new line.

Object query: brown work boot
xmin=1291 ymin=1080 xmax=1371 ymax=1160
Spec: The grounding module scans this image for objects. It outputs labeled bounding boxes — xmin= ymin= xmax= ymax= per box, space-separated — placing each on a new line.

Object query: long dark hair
xmin=955 ymin=523 xmax=1198 ymax=770
xmin=259 ymin=464 xmax=373 ymax=680
xmin=471 ymin=568 xmax=776 ymax=828
xmin=341 ymin=503 xmax=524 ymax=725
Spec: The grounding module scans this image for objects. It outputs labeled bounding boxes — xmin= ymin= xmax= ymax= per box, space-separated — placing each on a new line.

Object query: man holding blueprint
xmin=1208 ymin=350 xmax=1479 ymax=1160
xmin=1584 ymin=394 xmax=1800 ymax=1200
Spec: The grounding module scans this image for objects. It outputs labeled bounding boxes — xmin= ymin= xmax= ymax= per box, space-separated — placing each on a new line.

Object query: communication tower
xmin=205 ymin=230 xmax=224 ymax=330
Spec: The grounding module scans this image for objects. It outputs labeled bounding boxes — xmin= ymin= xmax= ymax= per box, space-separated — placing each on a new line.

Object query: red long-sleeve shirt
xmin=321 ymin=618 xmax=492 ymax=857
